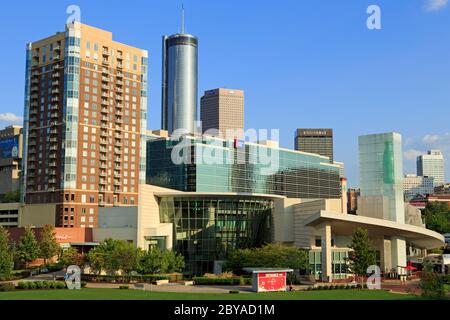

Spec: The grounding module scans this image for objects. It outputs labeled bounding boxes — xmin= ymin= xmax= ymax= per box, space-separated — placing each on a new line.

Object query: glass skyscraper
xmin=146 ymin=135 xmax=341 ymax=199
xmin=161 ymin=33 xmax=198 ymax=134
xmin=359 ymin=132 xmax=404 ymax=223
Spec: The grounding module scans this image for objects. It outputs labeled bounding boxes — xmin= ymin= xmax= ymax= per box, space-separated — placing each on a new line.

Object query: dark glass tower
xmin=161 ymin=13 xmax=198 ymax=134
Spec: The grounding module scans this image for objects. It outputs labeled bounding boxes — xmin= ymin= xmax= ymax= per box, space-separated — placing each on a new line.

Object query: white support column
xmin=320 ymin=223 xmax=332 ymax=283
xmin=391 ymin=236 xmax=406 ymax=276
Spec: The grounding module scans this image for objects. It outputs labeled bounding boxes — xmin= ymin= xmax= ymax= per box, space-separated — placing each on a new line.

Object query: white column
xmin=320 ymin=223 xmax=332 ymax=283
xmin=391 ymin=236 xmax=406 ymax=276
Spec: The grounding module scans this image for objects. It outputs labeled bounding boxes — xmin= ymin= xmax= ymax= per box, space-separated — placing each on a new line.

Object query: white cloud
xmin=425 ymin=0 xmax=448 ymax=11
xmin=404 ymin=149 xmax=423 ymax=160
xmin=0 ymin=112 xmax=23 ymax=123
xmin=422 ymin=134 xmax=440 ymax=143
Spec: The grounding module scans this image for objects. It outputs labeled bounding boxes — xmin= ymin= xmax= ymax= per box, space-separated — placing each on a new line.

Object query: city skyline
xmin=0 ymin=1 xmax=449 ymax=186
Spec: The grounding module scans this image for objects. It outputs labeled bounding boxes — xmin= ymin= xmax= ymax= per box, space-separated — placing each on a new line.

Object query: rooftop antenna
xmin=181 ymin=3 xmax=185 ymax=34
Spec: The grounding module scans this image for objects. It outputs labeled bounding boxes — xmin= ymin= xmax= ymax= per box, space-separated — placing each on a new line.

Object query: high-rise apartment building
xmin=22 ymin=22 xmax=148 ymax=228
xmin=161 ymin=19 xmax=198 ymax=134
xmin=295 ymin=129 xmax=333 ymax=162
xmin=200 ymin=88 xmax=244 ymax=137
xmin=417 ymin=150 xmax=445 ymax=187
xmin=0 ymin=125 xmax=22 ymax=196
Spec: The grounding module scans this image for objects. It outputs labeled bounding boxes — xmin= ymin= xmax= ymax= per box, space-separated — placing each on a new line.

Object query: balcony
xmin=116 ymin=103 xmax=123 ymax=109
xmin=50 ymin=129 xmax=58 ymax=135
xmin=28 ymin=164 xmax=36 ymax=170
xmin=100 ymin=147 xmax=107 ymax=153
xmin=52 ymin=80 xmax=59 ymax=87
xmin=102 ymin=49 xmax=109 ymax=56
xmin=114 ymin=157 xmax=121 ymax=163
xmin=115 ymin=95 xmax=123 ymax=101
xmin=51 ymin=97 xmax=59 ymax=102
xmin=53 ymin=55 xmax=60 ymax=60
xmin=100 ymin=171 xmax=107 ymax=177
xmin=100 ymin=130 xmax=108 ymax=137
xmin=49 ymin=170 xmax=57 ymax=176
xmin=52 ymin=72 xmax=60 ymax=78
xmin=52 ymin=88 xmax=59 ymax=95
xmin=115 ymin=118 xmax=123 ymax=124
xmin=30 ymin=93 xmax=38 ymax=100
xmin=49 ymin=153 xmax=57 ymax=159
xmin=101 ymin=107 xmax=108 ymax=114
xmin=102 ymin=68 xmax=109 ymax=75
xmin=102 ymin=59 xmax=109 ymax=65
xmin=101 ymin=99 xmax=109 ymax=106
xmin=101 ymin=123 xmax=108 ymax=129
xmin=116 ymin=71 xmax=123 ymax=78
xmin=51 ymin=112 xmax=58 ymax=119
xmin=28 ymin=140 xmax=36 ymax=147
xmin=31 ymin=78 xmax=39 ymax=85
xmin=116 ymin=79 xmax=123 ymax=86
xmin=117 ymin=63 xmax=123 ymax=69
xmin=100 ymin=155 xmax=107 ymax=161
xmin=53 ymin=45 xmax=61 ymax=52
xmin=114 ymin=149 xmax=122 ymax=155
xmin=100 ymin=139 xmax=107 ymax=145
xmin=49 ymin=145 xmax=58 ymax=151
xmin=116 ymin=87 xmax=123 ymax=93
xmin=100 ymin=162 xmax=107 ymax=169
xmin=50 ymin=137 xmax=58 ymax=143
xmin=30 ymin=101 xmax=38 ymax=107
xmin=48 ymin=178 xmax=56 ymax=184
xmin=50 ymin=105 xmax=59 ymax=111
xmin=49 ymin=161 xmax=57 ymax=167
xmin=99 ymin=179 xmax=106 ymax=185
xmin=101 ymin=92 xmax=109 ymax=98
xmin=29 ymin=108 xmax=38 ymax=115
xmin=102 ymin=76 xmax=109 ymax=83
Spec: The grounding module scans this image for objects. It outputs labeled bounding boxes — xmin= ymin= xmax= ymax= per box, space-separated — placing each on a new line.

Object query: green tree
xmin=422 ymin=202 xmax=450 ymax=234
xmin=347 ymin=228 xmax=376 ymax=280
xmin=16 ymin=226 xmax=40 ymax=268
xmin=60 ymin=247 xmax=84 ymax=268
xmin=39 ymin=225 xmax=59 ymax=264
xmin=139 ymin=248 xmax=168 ymax=274
xmin=86 ymin=238 xmax=119 ymax=275
xmin=420 ymin=262 xmax=446 ymax=299
xmin=224 ymin=243 xmax=309 ymax=275
xmin=165 ymin=250 xmax=185 ymax=273
xmin=111 ymin=241 xmax=140 ymax=277
xmin=0 ymin=226 xmax=13 ymax=276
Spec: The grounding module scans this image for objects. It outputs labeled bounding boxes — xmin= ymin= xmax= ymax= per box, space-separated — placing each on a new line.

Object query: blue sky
xmin=0 ymin=0 xmax=449 ymax=186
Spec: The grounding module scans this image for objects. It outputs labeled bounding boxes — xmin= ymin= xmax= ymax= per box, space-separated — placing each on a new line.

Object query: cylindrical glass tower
xmin=161 ymin=33 xmax=198 ymax=134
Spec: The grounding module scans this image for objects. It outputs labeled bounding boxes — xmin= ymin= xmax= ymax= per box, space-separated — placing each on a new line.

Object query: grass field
xmin=0 ymin=288 xmax=421 ymax=300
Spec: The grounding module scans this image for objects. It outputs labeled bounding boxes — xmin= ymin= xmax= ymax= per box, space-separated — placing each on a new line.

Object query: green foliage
xmin=110 ymin=240 xmax=140 ymax=276
xmin=0 ymin=226 xmax=13 ymax=276
xmin=17 ymin=281 xmax=66 ymax=290
xmin=0 ymin=190 xmax=20 ymax=203
xmin=60 ymin=247 xmax=84 ymax=267
xmin=0 ymin=282 xmax=15 ymax=292
xmin=119 ymin=285 xmax=129 ymax=290
xmin=138 ymin=248 xmax=185 ymax=275
xmin=347 ymin=228 xmax=376 ymax=276
xmin=224 ymin=243 xmax=308 ymax=275
xmin=422 ymin=202 xmax=450 ymax=234
xmin=420 ymin=262 xmax=446 ymax=299
xmin=81 ymin=274 xmax=169 ymax=283
xmin=193 ymin=277 xmax=243 ymax=285
xmin=16 ymin=226 xmax=40 ymax=268
xmin=86 ymin=238 xmax=120 ymax=275
xmin=39 ymin=225 xmax=59 ymax=263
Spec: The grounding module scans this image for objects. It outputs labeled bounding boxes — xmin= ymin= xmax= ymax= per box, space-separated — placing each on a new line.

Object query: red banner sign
xmin=257 ymin=272 xmax=287 ymax=292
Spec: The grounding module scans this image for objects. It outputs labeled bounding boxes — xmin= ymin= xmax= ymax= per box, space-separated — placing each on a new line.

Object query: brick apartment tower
xmin=200 ymin=88 xmax=244 ymax=137
xmin=22 ymin=22 xmax=148 ymax=228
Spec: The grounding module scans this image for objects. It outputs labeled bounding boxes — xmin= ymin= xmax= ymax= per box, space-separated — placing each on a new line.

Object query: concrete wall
xmin=293 ymin=199 xmax=344 ymax=248
xmin=273 ymin=198 xmax=301 ymax=243
xmin=98 ymin=206 xmax=138 ymax=228
xmin=92 ymin=227 xmax=137 ymax=244
xmin=19 ymin=203 xmax=56 ymax=227
xmin=357 ymin=196 xmax=389 ymax=220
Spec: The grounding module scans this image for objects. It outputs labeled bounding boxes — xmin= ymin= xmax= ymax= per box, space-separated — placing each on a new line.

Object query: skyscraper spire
xmin=181 ymin=3 xmax=185 ymax=34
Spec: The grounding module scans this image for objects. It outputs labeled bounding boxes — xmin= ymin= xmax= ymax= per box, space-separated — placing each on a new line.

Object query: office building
xmin=22 ymin=22 xmax=148 ymax=228
xmin=347 ymin=188 xmax=360 ymax=214
xmin=146 ymin=134 xmax=342 ymax=199
xmin=358 ymin=132 xmax=406 ymax=274
xmin=403 ymin=174 xmax=435 ymax=201
xmin=200 ymin=88 xmax=244 ymax=137
xmin=417 ymin=150 xmax=445 ymax=187
xmin=295 ymin=128 xmax=333 ymax=162
xmin=161 ymin=14 xmax=198 ymax=134
xmin=0 ymin=125 xmax=22 ymax=196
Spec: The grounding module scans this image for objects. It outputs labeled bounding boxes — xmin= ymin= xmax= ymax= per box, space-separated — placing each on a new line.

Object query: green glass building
xmin=158 ymin=194 xmax=274 ymax=275
xmin=146 ymin=135 xmax=341 ymax=199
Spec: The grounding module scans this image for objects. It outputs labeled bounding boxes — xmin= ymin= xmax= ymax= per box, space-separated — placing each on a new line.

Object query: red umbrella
xmin=406 ymin=262 xmax=417 ymax=271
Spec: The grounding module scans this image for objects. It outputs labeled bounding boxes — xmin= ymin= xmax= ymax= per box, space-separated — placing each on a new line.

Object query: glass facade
xmin=359 ymin=132 xmax=404 ymax=223
xmin=61 ymin=23 xmax=81 ymax=190
xmin=309 ymin=250 xmax=349 ymax=280
xmin=159 ymin=195 xmax=274 ymax=275
xmin=147 ymin=136 xmax=341 ymax=199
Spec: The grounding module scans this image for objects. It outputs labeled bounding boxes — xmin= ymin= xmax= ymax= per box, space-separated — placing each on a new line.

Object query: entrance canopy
xmin=304 ymin=211 xmax=444 ymax=249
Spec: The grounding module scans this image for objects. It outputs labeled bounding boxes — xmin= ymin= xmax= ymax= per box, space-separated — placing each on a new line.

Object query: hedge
xmin=17 ymin=281 xmax=66 ymax=290
xmin=0 ymin=282 xmax=15 ymax=292
xmin=81 ymin=274 xmax=169 ymax=283
xmin=193 ymin=277 xmax=251 ymax=286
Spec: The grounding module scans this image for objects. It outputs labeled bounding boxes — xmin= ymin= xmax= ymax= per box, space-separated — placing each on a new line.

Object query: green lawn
xmin=0 ymin=288 xmax=421 ymax=300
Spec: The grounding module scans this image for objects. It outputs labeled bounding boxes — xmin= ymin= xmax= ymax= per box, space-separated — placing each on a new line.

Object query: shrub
xmin=193 ymin=277 xmax=241 ymax=285
xmin=81 ymin=281 xmax=87 ymax=288
xmin=420 ymin=270 xmax=446 ymax=299
xmin=119 ymin=285 xmax=129 ymax=290
xmin=229 ymin=290 xmax=239 ymax=294
xmin=16 ymin=281 xmax=66 ymax=290
xmin=0 ymin=282 xmax=15 ymax=292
